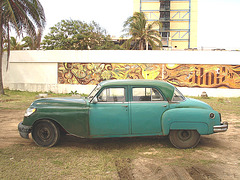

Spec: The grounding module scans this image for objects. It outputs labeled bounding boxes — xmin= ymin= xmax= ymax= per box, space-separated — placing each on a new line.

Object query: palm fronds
xmin=122 ymin=12 xmax=162 ymax=50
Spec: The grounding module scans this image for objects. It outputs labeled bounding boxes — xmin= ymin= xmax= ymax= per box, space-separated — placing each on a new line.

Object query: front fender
xmin=162 ymin=108 xmax=221 ymax=135
xmin=23 ymin=106 xmax=90 ymax=138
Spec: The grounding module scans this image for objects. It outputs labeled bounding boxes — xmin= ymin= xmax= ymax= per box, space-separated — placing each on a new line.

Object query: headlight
xmin=24 ymin=107 xmax=36 ymax=117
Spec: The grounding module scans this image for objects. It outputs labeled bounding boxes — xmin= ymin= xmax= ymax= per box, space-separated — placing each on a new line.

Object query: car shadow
xmin=58 ymin=135 xmax=172 ymax=150
xmin=197 ymin=135 xmax=227 ymax=149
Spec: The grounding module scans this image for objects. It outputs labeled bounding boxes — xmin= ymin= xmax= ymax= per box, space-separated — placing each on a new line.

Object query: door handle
xmin=162 ymin=105 xmax=167 ymax=107
xmin=122 ymin=105 xmax=128 ymax=107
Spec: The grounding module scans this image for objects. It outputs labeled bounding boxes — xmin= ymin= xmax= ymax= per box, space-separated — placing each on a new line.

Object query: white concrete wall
xmin=4 ymin=50 xmax=240 ymax=64
xmin=178 ymin=87 xmax=240 ymax=98
xmin=2 ymin=50 xmax=240 ymax=97
xmin=6 ymin=63 xmax=57 ymax=84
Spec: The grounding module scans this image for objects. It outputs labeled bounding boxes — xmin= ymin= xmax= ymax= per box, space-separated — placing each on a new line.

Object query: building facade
xmin=133 ymin=0 xmax=198 ymax=49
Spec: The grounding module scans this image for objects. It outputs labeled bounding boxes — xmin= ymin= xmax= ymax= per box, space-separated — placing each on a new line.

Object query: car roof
xmin=99 ymin=79 xmax=175 ymax=101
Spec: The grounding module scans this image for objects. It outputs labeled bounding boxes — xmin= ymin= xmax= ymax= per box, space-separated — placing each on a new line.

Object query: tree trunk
xmin=0 ymin=49 xmax=4 ymax=95
xmin=139 ymin=40 xmax=144 ymax=50
xmin=0 ymin=4 xmax=5 ymax=95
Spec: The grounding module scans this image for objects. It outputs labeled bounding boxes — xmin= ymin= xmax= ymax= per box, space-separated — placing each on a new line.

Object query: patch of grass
xmin=0 ymin=144 xmax=117 ymax=179
xmin=1 ymin=135 xmax=219 ymax=179
xmin=188 ymin=96 xmax=240 ymax=115
xmin=0 ymin=90 xmax=37 ymax=110
xmin=0 ymin=89 xmax=72 ymax=110
xmin=156 ymin=148 xmax=217 ymax=167
xmin=0 ymin=138 xmax=210 ymax=179
xmin=0 ymin=90 xmax=238 ymax=179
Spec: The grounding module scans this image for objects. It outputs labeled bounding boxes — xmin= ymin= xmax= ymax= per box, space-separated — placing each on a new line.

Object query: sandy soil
xmin=0 ymin=110 xmax=239 ymax=179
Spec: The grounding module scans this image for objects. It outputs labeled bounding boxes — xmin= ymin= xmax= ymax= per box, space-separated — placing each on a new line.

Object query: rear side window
xmin=132 ymin=88 xmax=164 ymax=101
xmin=172 ymin=88 xmax=185 ymax=102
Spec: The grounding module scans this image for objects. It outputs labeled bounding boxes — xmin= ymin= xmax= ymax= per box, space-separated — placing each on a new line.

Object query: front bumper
xmin=18 ymin=122 xmax=32 ymax=139
xmin=213 ymin=122 xmax=228 ymax=133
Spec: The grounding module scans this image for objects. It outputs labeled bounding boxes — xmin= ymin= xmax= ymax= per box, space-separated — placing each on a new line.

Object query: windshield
xmin=172 ymin=88 xmax=185 ymax=102
xmin=88 ymin=84 xmax=101 ymax=99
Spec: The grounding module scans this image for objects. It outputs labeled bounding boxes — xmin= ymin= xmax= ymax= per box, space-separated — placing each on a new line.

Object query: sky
xmin=40 ymin=0 xmax=240 ymax=50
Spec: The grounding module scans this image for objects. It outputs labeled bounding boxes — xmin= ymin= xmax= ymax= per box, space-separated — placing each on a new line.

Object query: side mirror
xmin=92 ymin=97 xmax=98 ymax=104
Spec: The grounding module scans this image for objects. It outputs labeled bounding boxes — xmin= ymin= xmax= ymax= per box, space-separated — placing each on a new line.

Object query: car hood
xmin=170 ymin=98 xmax=213 ymax=110
xmin=31 ymin=97 xmax=88 ymax=108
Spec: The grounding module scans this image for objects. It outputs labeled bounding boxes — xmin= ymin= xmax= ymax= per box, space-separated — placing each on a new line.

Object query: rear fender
xmin=162 ymin=108 xmax=220 ymax=135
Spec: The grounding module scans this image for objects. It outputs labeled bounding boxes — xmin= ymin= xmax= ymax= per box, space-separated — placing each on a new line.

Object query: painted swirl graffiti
xmin=58 ymin=63 xmax=240 ymax=89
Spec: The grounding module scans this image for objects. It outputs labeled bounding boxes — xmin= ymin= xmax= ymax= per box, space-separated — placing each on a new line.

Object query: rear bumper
xmin=18 ymin=122 xmax=32 ymax=139
xmin=213 ymin=122 xmax=228 ymax=133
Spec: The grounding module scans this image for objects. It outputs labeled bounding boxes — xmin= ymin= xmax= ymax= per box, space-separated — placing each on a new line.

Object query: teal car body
xmin=18 ymin=80 xmax=228 ymax=148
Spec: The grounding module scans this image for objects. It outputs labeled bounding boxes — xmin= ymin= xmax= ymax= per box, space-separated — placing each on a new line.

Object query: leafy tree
xmin=122 ymin=12 xmax=162 ymax=50
xmin=0 ymin=0 xmax=46 ymax=94
xmin=22 ymin=36 xmax=33 ymax=50
xmin=42 ymin=20 xmax=121 ymax=50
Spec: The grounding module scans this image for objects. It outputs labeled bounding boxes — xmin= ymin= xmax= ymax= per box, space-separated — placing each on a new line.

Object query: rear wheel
xmin=32 ymin=120 xmax=60 ymax=147
xmin=169 ymin=130 xmax=200 ymax=149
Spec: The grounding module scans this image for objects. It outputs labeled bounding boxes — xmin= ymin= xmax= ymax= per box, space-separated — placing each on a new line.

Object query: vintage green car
xmin=18 ymin=80 xmax=228 ymax=148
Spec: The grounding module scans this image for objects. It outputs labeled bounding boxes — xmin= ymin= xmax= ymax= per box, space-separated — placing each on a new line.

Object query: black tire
xmin=32 ymin=120 xmax=60 ymax=147
xmin=169 ymin=130 xmax=200 ymax=149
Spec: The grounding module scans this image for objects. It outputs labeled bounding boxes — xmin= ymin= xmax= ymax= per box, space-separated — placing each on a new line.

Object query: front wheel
xmin=169 ymin=130 xmax=200 ymax=149
xmin=32 ymin=120 xmax=60 ymax=147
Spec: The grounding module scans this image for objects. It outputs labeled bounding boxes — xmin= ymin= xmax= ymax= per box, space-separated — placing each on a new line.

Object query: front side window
xmin=98 ymin=88 xmax=125 ymax=103
xmin=172 ymin=88 xmax=185 ymax=102
xmin=88 ymin=84 xmax=101 ymax=99
xmin=132 ymin=88 xmax=164 ymax=101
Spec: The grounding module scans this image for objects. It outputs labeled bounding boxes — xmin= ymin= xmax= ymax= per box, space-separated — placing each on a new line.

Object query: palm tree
xmin=9 ymin=37 xmax=22 ymax=50
xmin=122 ymin=12 xmax=162 ymax=50
xmin=22 ymin=31 xmax=42 ymax=50
xmin=0 ymin=0 xmax=46 ymax=94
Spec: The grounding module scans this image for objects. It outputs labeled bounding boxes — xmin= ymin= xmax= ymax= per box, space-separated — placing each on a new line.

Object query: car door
xmin=130 ymin=86 xmax=168 ymax=135
xmin=89 ymin=86 xmax=129 ymax=136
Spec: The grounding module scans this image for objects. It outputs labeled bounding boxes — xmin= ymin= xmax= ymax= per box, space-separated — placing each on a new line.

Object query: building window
xmin=161 ymin=32 xmax=169 ymax=37
xmin=162 ymin=22 xmax=170 ymax=30
xmin=160 ymin=11 xmax=170 ymax=19
xmin=160 ymin=1 xmax=170 ymax=10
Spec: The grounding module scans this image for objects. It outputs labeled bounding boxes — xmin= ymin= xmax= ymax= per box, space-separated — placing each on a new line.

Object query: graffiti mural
xmin=58 ymin=63 xmax=240 ymax=89
xmin=164 ymin=64 xmax=240 ymax=88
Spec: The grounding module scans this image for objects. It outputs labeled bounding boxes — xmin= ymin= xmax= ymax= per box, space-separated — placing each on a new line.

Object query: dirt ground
xmin=0 ymin=110 xmax=239 ymax=179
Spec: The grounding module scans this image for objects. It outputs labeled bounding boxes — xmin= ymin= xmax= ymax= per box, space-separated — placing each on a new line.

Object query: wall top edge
xmin=6 ymin=50 xmax=240 ymax=65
